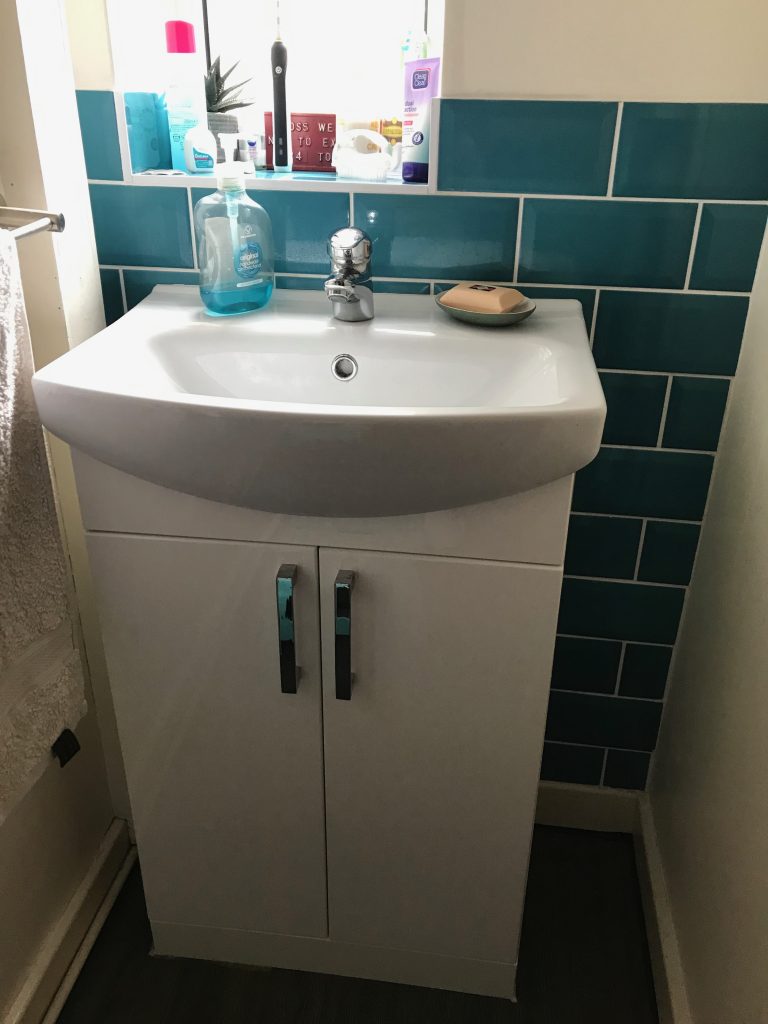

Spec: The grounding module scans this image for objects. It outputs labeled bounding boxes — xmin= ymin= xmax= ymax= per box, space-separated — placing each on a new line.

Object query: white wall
xmin=650 ymin=234 xmax=768 ymax=1022
xmin=64 ymin=0 xmax=113 ymax=90
xmin=0 ymin=0 xmax=117 ymax=1015
xmin=442 ymin=0 xmax=768 ymax=100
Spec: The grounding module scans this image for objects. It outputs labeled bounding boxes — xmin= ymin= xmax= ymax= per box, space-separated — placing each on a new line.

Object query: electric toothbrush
xmin=271 ymin=1 xmax=289 ymax=172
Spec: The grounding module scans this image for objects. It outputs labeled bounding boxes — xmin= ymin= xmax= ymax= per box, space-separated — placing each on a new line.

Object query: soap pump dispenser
xmin=193 ymin=137 xmax=275 ymax=316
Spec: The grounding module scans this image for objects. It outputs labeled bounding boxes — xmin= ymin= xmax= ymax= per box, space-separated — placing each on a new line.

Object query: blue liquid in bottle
xmin=194 ymin=168 xmax=275 ymax=317
xmin=200 ymin=280 xmax=274 ymax=317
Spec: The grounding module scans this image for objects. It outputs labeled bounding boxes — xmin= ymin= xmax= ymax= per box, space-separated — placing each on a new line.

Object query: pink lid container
xmin=165 ymin=20 xmax=196 ymax=54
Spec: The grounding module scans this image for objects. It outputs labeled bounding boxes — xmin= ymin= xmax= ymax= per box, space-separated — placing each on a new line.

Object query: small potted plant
xmin=205 ymin=57 xmax=253 ymax=160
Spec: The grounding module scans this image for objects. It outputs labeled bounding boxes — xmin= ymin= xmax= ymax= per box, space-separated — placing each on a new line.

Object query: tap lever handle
xmin=328 ymin=227 xmax=372 ymax=273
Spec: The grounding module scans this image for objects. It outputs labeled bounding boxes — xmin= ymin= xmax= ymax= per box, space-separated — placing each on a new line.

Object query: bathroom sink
xmin=32 ymin=286 xmax=605 ymax=517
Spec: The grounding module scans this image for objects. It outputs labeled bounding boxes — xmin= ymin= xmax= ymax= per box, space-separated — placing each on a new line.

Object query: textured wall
xmin=650 ymin=231 xmax=768 ymax=1022
xmin=442 ymin=0 xmax=768 ymax=101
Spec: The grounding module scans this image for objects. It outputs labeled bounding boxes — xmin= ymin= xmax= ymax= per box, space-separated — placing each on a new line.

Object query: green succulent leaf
xmin=205 ymin=56 xmax=253 ymax=113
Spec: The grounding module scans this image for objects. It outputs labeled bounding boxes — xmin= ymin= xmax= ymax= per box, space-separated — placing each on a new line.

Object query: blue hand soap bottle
xmin=194 ymin=144 xmax=274 ymax=316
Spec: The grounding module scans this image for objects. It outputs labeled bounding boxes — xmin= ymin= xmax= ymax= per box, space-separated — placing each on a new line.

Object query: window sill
xmin=127 ymin=170 xmax=431 ymax=194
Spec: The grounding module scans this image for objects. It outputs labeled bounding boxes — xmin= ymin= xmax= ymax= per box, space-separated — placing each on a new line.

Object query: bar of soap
xmin=439 ymin=282 xmax=526 ymax=314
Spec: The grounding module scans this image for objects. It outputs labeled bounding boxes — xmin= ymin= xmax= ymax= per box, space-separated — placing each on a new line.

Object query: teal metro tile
xmin=593 ymin=291 xmax=748 ymax=375
xmin=551 ymin=635 xmax=623 ymax=695
xmin=438 ymin=100 xmax=617 ymax=195
xmin=519 ymin=287 xmax=597 ymax=332
xmin=374 ymin=280 xmax=431 ymax=294
xmin=124 ymin=92 xmax=171 ymax=172
xmin=564 ymin=513 xmax=642 ymax=579
xmin=573 ymin=448 xmax=713 ymax=520
xmin=89 ymin=185 xmax=193 ymax=268
xmin=558 ymin=578 xmax=684 ymax=645
xmin=99 ymin=268 xmax=124 ymax=324
xmin=599 ymin=372 xmax=667 ymax=446
xmin=690 ymin=204 xmax=768 ymax=292
xmin=614 ymin=103 xmax=768 ymax=200
xmin=546 ymin=691 xmax=662 ymax=751
xmin=540 ymin=742 xmax=605 ymax=785
xmin=603 ymin=750 xmax=651 ymax=790
xmin=276 ymin=276 xmax=325 ymax=290
xmin=123 ymin=270 xmax=199 ymax=310
xmin=663 ymin=377 xmax=729 ymax=451
xmin=638 ymin=522 xmax=701 ymax=586
xmin=355 ymin=195 xmax=519 ymax=279
xmin=619 ymin=644 xmax=673 ymax=699
xmin=519 ymin=199 xmax=696 ymax=288
xmin=76 ymin=90 xmax=122 ymax=181
xmin=192 ymin=189 xmax=350 ymax=275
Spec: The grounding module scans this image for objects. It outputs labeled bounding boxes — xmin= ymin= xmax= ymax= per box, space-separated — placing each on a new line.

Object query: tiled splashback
xmin=76 ymin=92 xmax=768 ymax=791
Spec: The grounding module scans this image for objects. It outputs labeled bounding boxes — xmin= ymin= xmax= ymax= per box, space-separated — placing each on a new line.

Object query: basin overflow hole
xmin=332 ymin=354 xmax=358 ymax=381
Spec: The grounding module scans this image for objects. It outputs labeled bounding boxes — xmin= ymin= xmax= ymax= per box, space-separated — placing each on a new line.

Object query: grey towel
xmin=0 ymin=229 xmax=86 ymax=822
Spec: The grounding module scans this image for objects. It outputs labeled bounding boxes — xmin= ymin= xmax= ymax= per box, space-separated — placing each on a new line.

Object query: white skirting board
xmin=536 ymin=781 xmax=692 ymax=1024
xmin=4 ymin=818 xmax=134 ymax=1024
xmin=18 ymin=786 xmax=690 ymax=1022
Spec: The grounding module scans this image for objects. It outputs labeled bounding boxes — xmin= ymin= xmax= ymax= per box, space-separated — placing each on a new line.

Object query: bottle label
xmin=236 ymin=239 xmax=263 ymax=279
xmin=193 ymin=147 xmax=214 ymax=170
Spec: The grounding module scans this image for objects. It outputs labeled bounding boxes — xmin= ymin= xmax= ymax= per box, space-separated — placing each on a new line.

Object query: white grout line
xmin=601 ymin=442 xmax=714 ymax=456
xmin=435 ymin=190 xmax=768 ymax=206
xmin=606 ymin=101 xmax=624 ymax=197
xmin=429 ymin=276 xmax=748 ymax=298
xmin=633 ymin=520 xmax=648 ymax=580
xmin=614 ymin=642 xmax=628 ymax=695
xmin=553 ymin=685 xmax=662 ymax=704
xmin=513 ymin=197 xmax=524 ymax=282
xmin=546 ymin=738 xmax=655 ymax=755
xmin=656 ymin=376 xmax=675 ymax=447
xmin=598 ymin=367 xmax=735 ymax=381
xmin=564 ymin=573 xmax=685 ymax=590
xmin=683 ymin=202 xmax=704 ymax=289
xmin=89 ymin=173 xmax=768 ymax=206
xmin=117 ymin=268 xmax=127 ymax=314
xmin=557 ymin=632 xmax=673 ymax=649
xmin=589 ymin=289 xmax=601 ymax=347
xmin=186 ymin=188 xmax=198 ymax=270
xmin=572 ymin=511 xmax=703 ymax=526
xmin=599 ymin=748 xmax=609 ymax=785
xmin=94 ymin=262 xmax=753 ymax=299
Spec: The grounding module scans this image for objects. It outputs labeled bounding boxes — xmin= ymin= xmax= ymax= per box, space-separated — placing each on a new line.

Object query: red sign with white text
xmin=290 ymin=114 xmax=336 ymax=173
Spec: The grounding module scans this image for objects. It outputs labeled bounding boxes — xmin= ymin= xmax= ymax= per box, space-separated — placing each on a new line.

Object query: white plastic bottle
xmin=164 ymin=20 xmax=214 ymax=174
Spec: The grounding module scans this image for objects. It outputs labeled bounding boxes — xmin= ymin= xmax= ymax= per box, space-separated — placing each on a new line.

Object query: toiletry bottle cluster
xmin=160 ymin=16 xmax=440 ymax=183
xmin=164 ymin=20 xmax=216 ymax=174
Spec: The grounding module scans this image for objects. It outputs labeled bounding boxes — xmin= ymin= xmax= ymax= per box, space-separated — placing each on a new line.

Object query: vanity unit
xmin=33 ymin=288 xmax=605 ymax=999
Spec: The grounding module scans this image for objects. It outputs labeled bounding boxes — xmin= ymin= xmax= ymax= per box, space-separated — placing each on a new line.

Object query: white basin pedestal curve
xmin=33 ymin=287 xmax=606 ymax=518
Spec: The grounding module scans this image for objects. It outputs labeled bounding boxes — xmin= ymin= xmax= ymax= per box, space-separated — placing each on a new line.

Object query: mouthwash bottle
xmin=194 ymin=159 xmax=275 ymax=316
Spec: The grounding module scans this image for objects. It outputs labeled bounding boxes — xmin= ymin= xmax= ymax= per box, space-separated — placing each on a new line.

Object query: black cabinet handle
xmin=334 ymin=570 xmax=355 ymax=700
xmin=276 ymin=564 xmax=300 ymax=693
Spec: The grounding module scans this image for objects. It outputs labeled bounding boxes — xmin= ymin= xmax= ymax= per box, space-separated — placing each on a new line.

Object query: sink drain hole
xmin=332 ymin=354 xmax=358 ymax=381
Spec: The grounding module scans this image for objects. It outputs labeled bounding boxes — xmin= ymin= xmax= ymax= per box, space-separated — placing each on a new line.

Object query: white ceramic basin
xmin=33 ymin=286 xmax=605 ymax=517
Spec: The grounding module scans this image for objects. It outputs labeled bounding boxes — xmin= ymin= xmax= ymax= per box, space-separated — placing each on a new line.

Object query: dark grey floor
xmin=56 ymin=826 xmax=658 ymax=1024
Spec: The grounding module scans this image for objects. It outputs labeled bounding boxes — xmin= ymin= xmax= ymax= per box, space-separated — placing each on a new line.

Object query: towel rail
xmin=0 ymin=206 xmax=65 ymax=239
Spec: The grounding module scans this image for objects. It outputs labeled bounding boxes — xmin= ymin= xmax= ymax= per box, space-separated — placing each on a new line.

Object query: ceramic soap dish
xmin=434 ymin=292 xmax=537 ymax=327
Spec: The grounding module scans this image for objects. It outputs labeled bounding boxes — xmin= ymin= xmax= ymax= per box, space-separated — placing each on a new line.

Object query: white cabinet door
xmin=320 ymin=548 xmax=562 ymax=963
xmin=87 ymin=534 xmax=328 ymax=939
